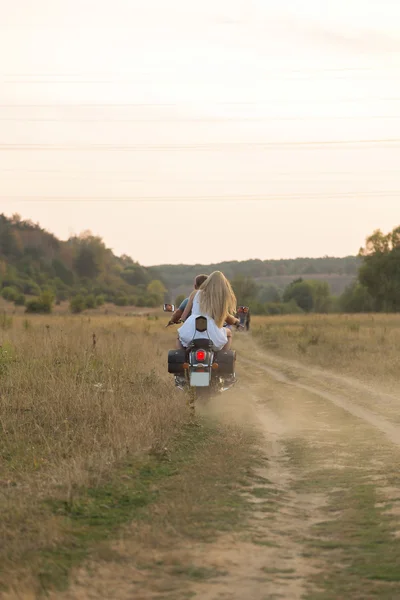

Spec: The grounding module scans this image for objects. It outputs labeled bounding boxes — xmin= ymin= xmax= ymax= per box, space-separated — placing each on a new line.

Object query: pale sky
xmin=0 ymin=0 xmax=399 ymax=265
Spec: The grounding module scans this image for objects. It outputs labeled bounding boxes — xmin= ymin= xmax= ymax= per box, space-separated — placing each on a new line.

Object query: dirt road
xmin=51 ymin=334 xmax=400 ymax=600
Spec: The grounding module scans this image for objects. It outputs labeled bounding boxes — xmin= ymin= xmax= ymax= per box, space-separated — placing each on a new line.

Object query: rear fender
xmin=188 ymin=348 xmax=213 ymax=387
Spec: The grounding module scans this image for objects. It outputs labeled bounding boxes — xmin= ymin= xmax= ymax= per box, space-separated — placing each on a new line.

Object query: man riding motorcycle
xmin=168 ymin=274 xmax=208 ymax=325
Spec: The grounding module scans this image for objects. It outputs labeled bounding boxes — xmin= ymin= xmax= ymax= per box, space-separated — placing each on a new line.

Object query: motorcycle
xmin=236 ymin=306 xmax=250 ymax=331
xmin=166 ymin=316 xmax=239 ymax=404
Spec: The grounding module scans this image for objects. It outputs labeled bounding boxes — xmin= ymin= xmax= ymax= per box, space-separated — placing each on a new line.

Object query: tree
xmin=147 ymin=280 xmax=167 ymax=304
xmin=0 ymin=228 xmax=23 ymax=258
xmin=74 ymin=245 xmax=101 ymax=279
xmin=175 ymin=294 xmax=186 ymax=307
xmin=283 ymin=279 xmax=314 ymax=313
xmin=231 ymin=275 xmax=258 ymax=305
xmin=52 ymin=258 xmax=74 ymax=285
xmin=340 ymin=283 xmax=374 ymax=313
xmin=72 ymin=232 xmax=108 ymax=279
xmin=308 ymin=280 xmax=332 ymax=313
xmin=121 ymin=264 xmax=150 ymax=286
xmin=358 ymin=226 xmax=400 ymax=312
xmin=258 ymin=283 xmax=281 ymax=304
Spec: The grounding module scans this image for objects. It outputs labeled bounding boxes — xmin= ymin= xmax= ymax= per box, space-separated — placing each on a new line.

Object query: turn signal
xmin=183 ymin=363 xmax=189 ymax=370
xmin=212 ymin=363 xmax=219 ymax=370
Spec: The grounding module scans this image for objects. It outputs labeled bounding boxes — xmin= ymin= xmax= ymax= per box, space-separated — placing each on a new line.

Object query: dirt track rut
xmin=180 ymin=335 xmax=400 ymax=599
xmin=50 ymin=334 xmax=400 ymax=599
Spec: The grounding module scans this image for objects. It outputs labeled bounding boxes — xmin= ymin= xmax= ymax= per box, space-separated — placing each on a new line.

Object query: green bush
xmin=265 ymin=302 xmax=282 ymax=315
xmin=25 ymin=300 xmax=43 ymax=313
xmin=21 ymin=280 xmax=41 ymax=296
xmin=25 ymin=290 xmax=54 ymax=314
xmin=14 ymin=293 xmax=26 ymax=306
xmin=56 ymin=290 xmax=68 ymax=302
xmin=1 ymin=286 xmax=18 ymax=302
xmin=70 ymin=295 xmax=86 ymax=314
xmin=281 ymin=299 xmax=304 ymax=314
xmin=115 ymin=296 xmax=128 ymax=306
xmin=142 ymin=294 xmax=160 ymax=308
xmin=96 ymin=295 xmax=105 ymax=307
xmin=135 ymin=296 xmax=146 ymax=307
xmin=85 ymin=294 xmax=96 ymax=309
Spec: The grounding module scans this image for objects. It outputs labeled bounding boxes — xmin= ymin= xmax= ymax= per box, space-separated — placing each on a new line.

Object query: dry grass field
xmin=2 ymin=310 xmax=400 ymax=599
xmin=0 ymin=314 xmax=181 ymax=589
xmin=252 ymin=313 xmax=400 ymax=387
xmin=0 ymin=313 xmax=259 ymax=597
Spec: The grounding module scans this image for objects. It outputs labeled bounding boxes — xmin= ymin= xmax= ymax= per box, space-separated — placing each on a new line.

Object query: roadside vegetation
xmin=2 ymin=213 xmax=400 ymax=320
xmin=252 ymin=312 xmax=400 ymax=384
xmin=158 ymin=224 xmax=400 ymax=318
xmin=0 ymin=315 xmax=180 ymax=591
xmin=0 ymin=314 xmax=260 ymax=597
xmin=0 ymin=213 xmax=166 ymax=313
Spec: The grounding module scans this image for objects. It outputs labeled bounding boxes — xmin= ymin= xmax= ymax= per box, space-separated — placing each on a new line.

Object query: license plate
xmin=190 ymin=371 xmax=211 ymax=387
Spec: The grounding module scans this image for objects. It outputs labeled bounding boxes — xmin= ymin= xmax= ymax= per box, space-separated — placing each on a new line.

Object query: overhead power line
xmin=2 ymin=74 xmax=397 ymax=83
xmin=0 ymin=98 xmax=399 ymax=108
xmin=4 ymin=66 xmax=400 ymax=75
xmin=0 ymin=115 xmax=399 ymax=123
xmin=1 ymin=168 xmax=398 ymax=176
xmin=4 ymin=66 xmax=399 ymax=76
xmin=1 ymin=191 xmax=398 ymax=202
xmin=0 ymin=140 xmax=399 ymax=152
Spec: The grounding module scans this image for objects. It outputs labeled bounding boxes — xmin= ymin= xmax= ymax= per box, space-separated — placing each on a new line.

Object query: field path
xmin=49 ymin=333 xmax=400 ymax=600
xmin=173 ymin=334 xmax=400 ymax=599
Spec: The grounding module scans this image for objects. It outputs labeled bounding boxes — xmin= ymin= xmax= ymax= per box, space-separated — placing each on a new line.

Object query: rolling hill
xmin=149 ymin=257 xmax=360 ymax=301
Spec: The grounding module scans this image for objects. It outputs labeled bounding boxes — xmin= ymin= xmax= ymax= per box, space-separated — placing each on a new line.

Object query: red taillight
xmin=196 ymin=350 xmax=206 ymax=361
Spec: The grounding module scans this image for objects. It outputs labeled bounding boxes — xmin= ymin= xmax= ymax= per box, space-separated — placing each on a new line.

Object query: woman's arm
xmin=226 ymin=313 xmax=240 ymax=326
xmin=181 ymin=290 xmax=196 ymax=321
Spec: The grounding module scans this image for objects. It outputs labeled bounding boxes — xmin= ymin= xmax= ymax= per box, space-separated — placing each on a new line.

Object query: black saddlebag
xmin=168 ymin=349 xmax=187 ymax=374
xmin=216 ymin=350 xmax=236 ymax=374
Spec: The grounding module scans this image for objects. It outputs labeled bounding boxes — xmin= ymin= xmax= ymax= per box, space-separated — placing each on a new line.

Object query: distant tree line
xmin=226 ymin=226 xmax=400 ymax=315
xmin=150 ymin=255 xmax=360 ymax=287
xmin=226 ymin=275 xmax=334 ymax=315
xmin=2 ymin=212 xmax=399 ymax=315
xmin=168 ymin=226 xmax=400 ymax=316
xmin=0 ymin=213 xmax=166 ymax=313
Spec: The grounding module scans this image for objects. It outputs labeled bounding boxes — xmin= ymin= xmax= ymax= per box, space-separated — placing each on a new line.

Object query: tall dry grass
xmin=0 ymin=313 xmax=184 ymax=584
xmin=252 ymin=313 xmax=400 ymax=384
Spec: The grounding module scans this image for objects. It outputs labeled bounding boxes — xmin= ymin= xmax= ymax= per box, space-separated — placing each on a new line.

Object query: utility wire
xmin=4 ymin=66 xmax=399 ymax=76
xmin=0 ymin=98 xmax=399 ymax=108
xmin=1 ymin=115 xmax=399 ymax=123
xmin=2 ymin=75 xmax=397 ymax=83
xmin=1 ymin=191 xmax=398 ymax=203
xmin=1 ymin=168 xmax=398 ymax=177
xmin=0 ymin=140 xmax=399 ymax=151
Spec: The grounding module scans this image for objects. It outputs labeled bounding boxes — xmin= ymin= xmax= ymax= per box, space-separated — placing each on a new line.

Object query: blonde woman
xmin=177 ymin=271 xmax=240 ymax=350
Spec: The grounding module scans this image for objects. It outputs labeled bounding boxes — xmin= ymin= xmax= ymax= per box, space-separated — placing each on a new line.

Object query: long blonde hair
xmin=198 ymin=271 xmax=236 ymax=328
